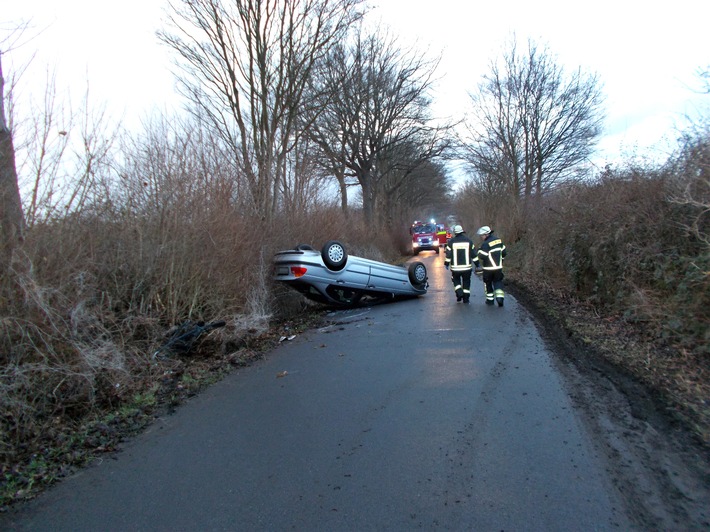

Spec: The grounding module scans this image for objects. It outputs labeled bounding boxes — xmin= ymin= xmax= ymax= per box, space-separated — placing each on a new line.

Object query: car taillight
xmin=291 ymin=266 xmax=307 ymax=278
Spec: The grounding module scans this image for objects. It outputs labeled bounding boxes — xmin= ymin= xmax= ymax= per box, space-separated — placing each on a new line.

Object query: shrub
xmin=505 ymin=120 xmax=709 ymax=375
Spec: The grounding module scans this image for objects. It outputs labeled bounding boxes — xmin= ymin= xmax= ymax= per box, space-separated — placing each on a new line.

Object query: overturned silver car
xmin=273 ymin=241 xmax=428 ymax=306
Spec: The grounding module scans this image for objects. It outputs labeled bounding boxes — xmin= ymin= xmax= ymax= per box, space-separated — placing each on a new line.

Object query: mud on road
xmin=508 ymin=283 xmax=710 ymax=530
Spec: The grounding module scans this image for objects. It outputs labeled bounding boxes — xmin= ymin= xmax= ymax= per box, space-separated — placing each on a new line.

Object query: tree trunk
xmin=0 ymin=54 xmax=25 ymax=278
xmin=360 ymin=176 xmax=374 ymax=227
xmin=334 ymin=168 xmax=348 ymax=212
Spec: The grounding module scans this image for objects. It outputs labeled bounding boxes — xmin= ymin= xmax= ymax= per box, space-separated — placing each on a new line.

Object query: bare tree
xmin=304 ymin=25 xmax=451 ymax=226
xmin=376 ymin=139 xmax=451 ymax=225
xmin=299 ymin=43 xmax=355 ymax=212
xmin=18 ymin=79 xmax=117 ymax=226
xmin=694 ymin=64 xmax=709 ymax=95
xmin=277 ymin=135 xmax=334 ymax=215
xmin=461 ymin=37 xmax=605 ymax=200
xmin=158 ymin=0 xmax=365 ymax=223
xmin=380 ymin=155 xmax=451 ymax=224
xmin=0 ymin=45 xmax=26 ymax=278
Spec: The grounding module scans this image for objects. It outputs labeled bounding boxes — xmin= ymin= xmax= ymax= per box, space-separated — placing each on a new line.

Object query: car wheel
xmin=321 ymin=240 xmax=347 ymax=271
xmin=408 ymin=261 xmax=427 ymax=287
xmin=295 ymin=243 xmax=314 ymax=251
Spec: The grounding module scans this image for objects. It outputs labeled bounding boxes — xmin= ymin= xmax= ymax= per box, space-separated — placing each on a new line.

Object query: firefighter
xmin=476 ymin=226 xmax=507 ymax=306
xmin=444 ymin=225 xmax=476 ymax=304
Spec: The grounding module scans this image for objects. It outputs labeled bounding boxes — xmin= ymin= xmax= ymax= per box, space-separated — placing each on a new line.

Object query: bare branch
xmin=158 ymin=0 xmax=366 ymax=221
xmin=302 ymin=24 xmax=453 ymax=225
xmin=460 ymin=36 xmax=605 ymax=201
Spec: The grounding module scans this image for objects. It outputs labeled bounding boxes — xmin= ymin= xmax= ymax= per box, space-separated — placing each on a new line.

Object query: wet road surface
xmin=1 ymin=252 xmax=634 ymax=530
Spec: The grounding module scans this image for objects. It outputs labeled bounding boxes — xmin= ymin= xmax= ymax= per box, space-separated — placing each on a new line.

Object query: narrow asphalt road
xmin=2 ymin=252 xmax=634 ymax=531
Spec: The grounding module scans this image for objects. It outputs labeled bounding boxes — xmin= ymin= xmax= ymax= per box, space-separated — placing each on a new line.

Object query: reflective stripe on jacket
xmin=445 ymin=233 xmax=476 ymax=271
xmin=477 ymin=233 xmax=506 ymax=270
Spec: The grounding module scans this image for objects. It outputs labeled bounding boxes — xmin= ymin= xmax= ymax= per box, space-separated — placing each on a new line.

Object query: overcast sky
xmin=3 ymin=0 xmax=709 ymax=170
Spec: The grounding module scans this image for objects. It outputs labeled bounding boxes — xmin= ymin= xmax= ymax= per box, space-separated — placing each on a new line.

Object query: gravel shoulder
xmin=507 ymin=281 xmax=710 ymax=530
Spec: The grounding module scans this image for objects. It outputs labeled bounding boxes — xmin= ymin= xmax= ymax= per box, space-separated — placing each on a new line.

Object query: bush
xmin=512 ymin=163 xmax=708 ymax=355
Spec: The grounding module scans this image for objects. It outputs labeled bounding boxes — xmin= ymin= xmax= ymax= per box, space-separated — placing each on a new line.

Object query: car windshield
xmin=414 ymin=224 xmax=436 ymax=234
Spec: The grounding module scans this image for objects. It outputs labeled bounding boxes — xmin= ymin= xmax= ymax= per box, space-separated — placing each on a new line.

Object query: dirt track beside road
xmin=508 ymin=281 xmax=710 ymax=530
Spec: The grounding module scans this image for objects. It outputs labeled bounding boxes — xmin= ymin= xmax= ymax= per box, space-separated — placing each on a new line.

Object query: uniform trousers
xmin=482 ymin=269 xmax=505 ymax=302
xmin=451 ymin=269 xmax=473 ymax=302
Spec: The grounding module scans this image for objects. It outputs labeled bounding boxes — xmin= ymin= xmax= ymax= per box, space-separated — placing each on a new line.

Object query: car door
xmin=366 ymin=260 xmax=410 ymax=294
xmin=337 ymin=258 xmax=370 ymax=290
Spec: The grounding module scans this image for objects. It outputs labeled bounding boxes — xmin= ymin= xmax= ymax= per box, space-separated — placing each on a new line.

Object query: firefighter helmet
xmin=476 ymin=226 xmax=491 ymax=236
xmin=453 ymin=224 xmax=464 ymax=234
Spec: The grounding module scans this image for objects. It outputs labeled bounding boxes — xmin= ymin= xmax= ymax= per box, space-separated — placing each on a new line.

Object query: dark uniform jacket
xmin=445 ymin=233 xmax=476 ymax=272
xmin=477 ymin=232 xmax=507 ymax=271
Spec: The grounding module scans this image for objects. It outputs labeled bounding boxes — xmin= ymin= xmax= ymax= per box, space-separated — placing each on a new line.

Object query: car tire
xmin=408 ymin=261 xmax=427 ymax=287
xmin=295 ymin=243 xmax=314 ymax=251
xmin=321 ymin=240 xmax=347 ymax=271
